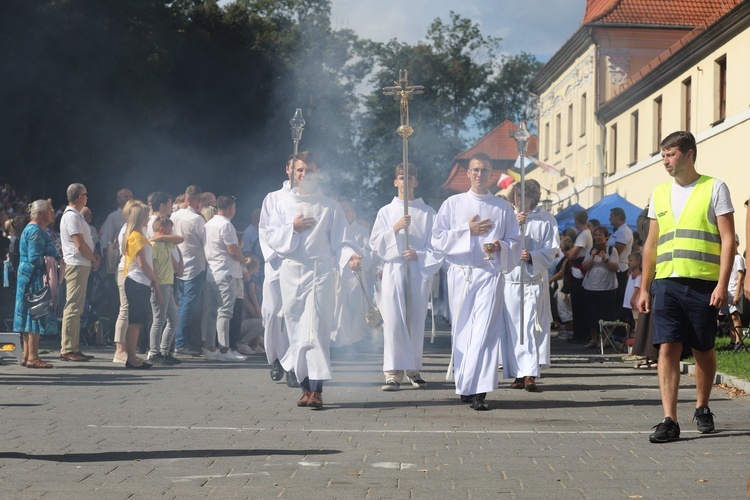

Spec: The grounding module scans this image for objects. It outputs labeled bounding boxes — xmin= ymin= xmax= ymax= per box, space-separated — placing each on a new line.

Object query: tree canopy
xmin=0 ymin=0 xmax=541 ymax=223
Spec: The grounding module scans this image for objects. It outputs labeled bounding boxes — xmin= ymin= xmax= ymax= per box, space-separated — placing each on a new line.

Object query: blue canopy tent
xmin=554 ymin=194 xmax=643 ymax=234
xmin=554 ymin=203 xmax=584 ymax=233
xmin=586 ymin=193 xmax=643 ymax=233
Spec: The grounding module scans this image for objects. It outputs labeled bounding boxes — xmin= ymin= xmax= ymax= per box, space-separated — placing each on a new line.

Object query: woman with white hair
xmin=14 ymin=199 xmax=59 ymax=368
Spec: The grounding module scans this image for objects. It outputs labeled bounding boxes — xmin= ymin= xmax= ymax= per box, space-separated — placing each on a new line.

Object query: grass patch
xmin=684 ymin=336 xmax=750 ymax=381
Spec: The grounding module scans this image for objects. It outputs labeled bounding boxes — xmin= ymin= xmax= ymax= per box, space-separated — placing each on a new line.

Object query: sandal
xmin=634 ymin=360 xmax=656 ymax=370
xmin=21 ymin=359 xmax=28 ymax=367
xmin=26 ymin=359 xmax=53 ymax=369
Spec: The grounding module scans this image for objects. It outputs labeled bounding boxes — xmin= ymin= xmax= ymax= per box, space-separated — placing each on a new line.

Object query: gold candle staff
xmin=383 ymin=70 xmax=424 ymax=337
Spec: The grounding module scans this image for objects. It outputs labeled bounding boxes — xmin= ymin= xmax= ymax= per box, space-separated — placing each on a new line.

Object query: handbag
xmin=353 ymin=268 xmax=383 ymax=328
xmin=25 ymin=266 xmax=53 ymax=320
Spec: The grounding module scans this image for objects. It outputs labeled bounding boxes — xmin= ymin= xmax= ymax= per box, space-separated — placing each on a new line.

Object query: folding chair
xmin=598 ymin=320 xmax=631 ymax=355
xmin=733 ymin=327 xmax=748 ymax=352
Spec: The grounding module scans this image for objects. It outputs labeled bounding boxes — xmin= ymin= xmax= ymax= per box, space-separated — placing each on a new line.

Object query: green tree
xmin=480 ymin=52 xmax=543 ymax=132
xmin=357 ymin=12 xmax=501 ymax=212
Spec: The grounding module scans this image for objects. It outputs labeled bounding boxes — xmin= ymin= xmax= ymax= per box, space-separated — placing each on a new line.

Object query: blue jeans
xmin=175 ymin=272 xmax=205 ymax=349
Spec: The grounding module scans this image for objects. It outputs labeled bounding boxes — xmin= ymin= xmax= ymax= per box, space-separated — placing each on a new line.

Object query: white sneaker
xmin=203 ymin=348 xmax=219 ymax=361
xmin=218 ymin=349 xmax=247 ymax=362
xmin=235 ymin=343 xmax=256 ymax=356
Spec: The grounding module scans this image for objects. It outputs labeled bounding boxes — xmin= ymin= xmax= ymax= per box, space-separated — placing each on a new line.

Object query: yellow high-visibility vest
xmin=653 ymin=175 xmax=720 ymax=280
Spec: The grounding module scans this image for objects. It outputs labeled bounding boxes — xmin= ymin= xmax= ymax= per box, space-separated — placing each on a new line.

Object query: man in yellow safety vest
xmin=638 ymin=131 xmax=735 ymax=444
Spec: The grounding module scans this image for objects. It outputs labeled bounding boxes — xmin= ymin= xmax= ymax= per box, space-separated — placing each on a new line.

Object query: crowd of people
xmin=2 ymin=130 xmax=745 ymax=442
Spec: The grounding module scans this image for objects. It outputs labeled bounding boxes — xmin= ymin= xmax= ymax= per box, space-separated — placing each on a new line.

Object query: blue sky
xmin=330 ymin=0 xmax=586 ymax=61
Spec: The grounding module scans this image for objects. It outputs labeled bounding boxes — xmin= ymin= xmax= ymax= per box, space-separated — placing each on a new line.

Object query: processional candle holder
xmin=513 ymin=120 xmax=531 ymax=345
xmin=289 ymin=108 xmax=306 ymax=189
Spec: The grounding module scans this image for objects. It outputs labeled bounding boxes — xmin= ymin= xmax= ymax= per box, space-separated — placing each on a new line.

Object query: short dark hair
xmin=610 ymin=207 xmax=626 ymax=221
xmin=216 ymin=195 xmax=235 ymax=210
xmin=594 ymin=226 xmax=609 ymax=238
xmin=509 ymin=179 xmax=541 ymax=210
xmin=574 ymin=210 xmax=588 ymax=225
xmin=185 ymin=185 xmax=202 ymax=203
xmin=288 ymin=151 xmax=316 ymax=167
xmin=660 ymin=131 xmax=697 ymax=162
xmin=394 ymin=163 xmax=418 ymax=179
xmin=469 ymin=153 xmax=492 ymax=170
xmin=150 ymin=192 xmax=171 ymax=211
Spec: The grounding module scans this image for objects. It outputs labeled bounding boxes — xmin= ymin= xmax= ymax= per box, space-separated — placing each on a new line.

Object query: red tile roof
xmin=582 ymin=0 xmax=739 ymax=26
xmin=453 ymin=120 xmax=538 ymax=162
xmin=442 ymin=120 xmax=538 ymax=193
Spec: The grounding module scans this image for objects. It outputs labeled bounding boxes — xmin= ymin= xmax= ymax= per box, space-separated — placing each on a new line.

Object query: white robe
xmin=432 ymin=191 xmax=522 ymax=395
xmin=331 ymin=220 xmax=372 ymax=347
xmin=266 ymin=188 xmax=359 ymax=381
xmin=370 ymin=197 xmax=442 ymax=372
xmin=501 ymin=207 xmax=559 ymax=379
xmin=258 ymin=181 xmax=291 ymax=365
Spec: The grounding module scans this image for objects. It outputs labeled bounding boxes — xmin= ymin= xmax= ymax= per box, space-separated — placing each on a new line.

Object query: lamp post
xmin=289 ymin=108 xmax=306 ymax=189
xmin=513 ymin=121 xmax=531 ymax=345
xmin=541 ymin=188 xmax=562 ymax=213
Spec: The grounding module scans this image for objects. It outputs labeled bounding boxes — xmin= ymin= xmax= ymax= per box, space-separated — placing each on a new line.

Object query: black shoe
xmin=471 ymin=393 xmax=489 ymax=411
xmin=407 ymin=374 xmax=427 ymax=388
xmin=649 ymin=417 xmax=680 ymax=443
xmin=460 ymin=394 xmax=474 ymax=403
xmin=163 ymin=354 xmax=182 ymax=365
xmin=148 ymin=353 xmax=173 ymax=366
xmin=270 ymin=359 xmax=284 ymax=381
xmin=125 ymin=361 xmax=153 ymax=370
xmin=286 ymin=371 xmax=300 ymax=388
xmin=693 ymin=406 xmax=715 ymax=434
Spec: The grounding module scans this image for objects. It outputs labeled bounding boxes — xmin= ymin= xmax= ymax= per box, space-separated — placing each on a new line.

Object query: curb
xmin=680 ymin=361 xmax=750 ymax=394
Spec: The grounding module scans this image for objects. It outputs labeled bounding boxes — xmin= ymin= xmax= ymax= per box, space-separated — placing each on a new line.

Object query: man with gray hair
xmin=59 ymin=183 xmax=101 ymax=361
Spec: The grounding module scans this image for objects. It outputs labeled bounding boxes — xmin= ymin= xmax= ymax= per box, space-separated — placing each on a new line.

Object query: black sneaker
xmin=693 ymin=406 xmax=715 ymax=434
xmin=163 ymin=354 xmax=182 ymax=365
xmin=270 ymin=359 xmax=284 ymax=381
xmin=407 ymin=374 xmax=427 ymax=388
xmin=286 ymin=370 xmax=300 ymax=388
xmin=471 ymin=393 xmax=489 ymax=411
xmin=148 ymin=353 xmax=174 ymax=366
xmin=460 ymin=394 xmax=474 ymax=403
xmin=649 ymin=417 xmax=681 ymax=443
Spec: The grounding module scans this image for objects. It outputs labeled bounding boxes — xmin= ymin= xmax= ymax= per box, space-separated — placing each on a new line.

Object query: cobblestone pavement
xmin=1 ymin=331 xmax=749 ymax=499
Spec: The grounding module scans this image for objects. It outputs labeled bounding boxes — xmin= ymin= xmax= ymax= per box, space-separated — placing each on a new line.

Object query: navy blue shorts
xmin=651 ymin=278 xmax=718 ymax=352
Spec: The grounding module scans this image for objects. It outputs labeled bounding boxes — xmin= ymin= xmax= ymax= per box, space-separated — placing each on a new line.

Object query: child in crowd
xmin=623 ymin=251 xmax=642 ymax=332
xmin=725 ymin=235 xmax=746 ymax=352
xmin=148 ymin=216 xmax=183 ymax=365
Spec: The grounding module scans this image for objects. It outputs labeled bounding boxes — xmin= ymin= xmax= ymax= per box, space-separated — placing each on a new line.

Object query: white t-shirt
xmin=728 ymin=253 xmax=746 ymax=296
xmin=60 ymin=206 xmax=95 ymax=266
xmin=608 ymin=223 xmax=633 ymax=272
xmin=571 ymin=228 xmax=593 ymax=279
xmin=204 ymin=214 xmax=242 ymax=282
xmin=623 ymin=273 xmax=642 ymax=309
xmin=171 ymin=206 xmax=206 ymax=280
xmin=582 ymin=246 xmax=619 ymax=291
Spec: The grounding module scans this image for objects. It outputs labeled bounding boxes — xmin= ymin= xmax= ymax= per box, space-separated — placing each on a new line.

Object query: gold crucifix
xmin=382 ymin=69 xmax=424 ymax=338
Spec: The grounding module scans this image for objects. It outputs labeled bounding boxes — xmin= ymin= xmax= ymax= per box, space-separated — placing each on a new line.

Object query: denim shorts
xmin=651 ymin=278 xmax=718 ymax=352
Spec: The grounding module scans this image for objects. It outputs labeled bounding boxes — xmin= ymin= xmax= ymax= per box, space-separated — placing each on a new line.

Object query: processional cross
xmin=383 ymin=70 xmax=424 ymax=336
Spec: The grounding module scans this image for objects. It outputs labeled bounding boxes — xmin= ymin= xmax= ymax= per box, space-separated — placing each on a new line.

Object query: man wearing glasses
xmin=59 ymin=183 xmax=100 ymax=361
xmin=432 ymin=153 xmax=522 ymax=410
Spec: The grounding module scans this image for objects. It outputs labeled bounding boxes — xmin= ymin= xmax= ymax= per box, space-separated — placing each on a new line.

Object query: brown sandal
xmin=26 ymin=359 xmax=53 ymax=369
xmin=21 ymin=359 xmax=28 ymax=367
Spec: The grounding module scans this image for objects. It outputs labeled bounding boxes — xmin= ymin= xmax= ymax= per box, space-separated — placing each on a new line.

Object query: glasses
xmin=469 ymin=168 xmax=491 ymax=176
